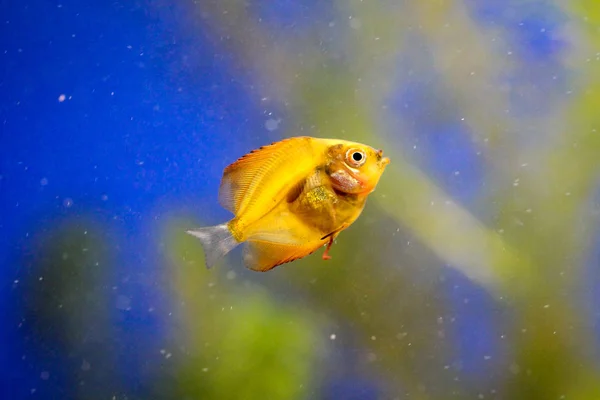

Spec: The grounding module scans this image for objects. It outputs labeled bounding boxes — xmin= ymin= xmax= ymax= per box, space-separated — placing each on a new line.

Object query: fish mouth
xmin=376 ymin=149 xmax=390 ymax=167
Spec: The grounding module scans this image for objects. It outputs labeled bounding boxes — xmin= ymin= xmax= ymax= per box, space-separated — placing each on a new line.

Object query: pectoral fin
xmin=290 ymin=169 xmax=338 ymax=230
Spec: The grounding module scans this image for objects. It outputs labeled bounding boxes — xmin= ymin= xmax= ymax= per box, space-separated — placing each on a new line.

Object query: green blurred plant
xmin=166 ymin=221 xmax=323 ymax=400
xmin=19 ymin=219 xmax=119 ymax=398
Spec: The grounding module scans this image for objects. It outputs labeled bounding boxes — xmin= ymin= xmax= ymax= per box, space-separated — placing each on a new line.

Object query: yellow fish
xmin=187 ymin=136 xmax=390 ymax=272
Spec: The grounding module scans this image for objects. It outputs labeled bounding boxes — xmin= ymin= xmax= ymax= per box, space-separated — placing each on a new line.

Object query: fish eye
xmin=346 ymin=149 xmax=367 ymax=167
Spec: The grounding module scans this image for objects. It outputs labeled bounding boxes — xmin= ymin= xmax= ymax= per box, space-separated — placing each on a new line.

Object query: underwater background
xmin=2 ymin=0 xmax=600 ymax=399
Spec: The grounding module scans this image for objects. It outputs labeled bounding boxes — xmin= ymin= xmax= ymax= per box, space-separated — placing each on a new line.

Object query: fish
xmin=186 ymin=136 xmax=390 ymax=272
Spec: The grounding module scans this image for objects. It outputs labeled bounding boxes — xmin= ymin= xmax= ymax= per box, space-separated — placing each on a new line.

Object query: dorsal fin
xmin=218 ymin=136 xmax=318 ymax=218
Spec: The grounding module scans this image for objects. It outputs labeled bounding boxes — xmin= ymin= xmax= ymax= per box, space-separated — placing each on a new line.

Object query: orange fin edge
xmin=242 ymin=239 xmax=324 ymax=272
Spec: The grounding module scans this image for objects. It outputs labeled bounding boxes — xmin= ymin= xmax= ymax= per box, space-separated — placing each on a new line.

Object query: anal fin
xmin=242 ymin=240 xmax=324 ymax=272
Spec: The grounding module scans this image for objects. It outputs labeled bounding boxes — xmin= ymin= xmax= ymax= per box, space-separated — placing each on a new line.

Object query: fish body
xmin=187 ymin=136 xmax=389 ymax=272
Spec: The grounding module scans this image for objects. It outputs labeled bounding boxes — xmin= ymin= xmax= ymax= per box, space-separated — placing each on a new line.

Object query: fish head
xmin=325 ymin=141 xmax=390 ymax=195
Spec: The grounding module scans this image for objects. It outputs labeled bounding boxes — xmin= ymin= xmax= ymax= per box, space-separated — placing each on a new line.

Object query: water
xmin=2 ymin=1 xmax=600 ymax=399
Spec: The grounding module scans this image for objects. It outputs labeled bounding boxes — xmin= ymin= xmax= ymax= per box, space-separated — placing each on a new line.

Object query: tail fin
xmin=186 ymin=223 xmax=239 ymax=269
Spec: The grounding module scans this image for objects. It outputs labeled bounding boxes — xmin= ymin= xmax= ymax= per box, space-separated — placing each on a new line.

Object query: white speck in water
xmin=40 ymin=178 xmax=48 ymax=186
xmin=116 ymin=295 xmax=131 ymax=310
xmin=101 ymin=194 xmax=108 ymax=201
xmin=371 ymin=335 xmax=376 ymax=341
xmin=40 ymin=371 xmax=49 ymax=380
xmin=544 ymin=304 xmax=550 ymax=309
xmin=58 ymin=94 xmax=66 ymax=102
xmin=38 ymin=276 xmax=43 ymax=281
xmin=202 ymin=367 xmax=209 ymax=372
xmin=366 ymin=352 xmax=377 ymax=362
xmin=81 ymin=360 xmax=91 ymax=371
xmin=265 ymin=118 xmax=280 ymax=131
xmin=349 ymin=16 xmax=362 ymax=29
xmin=525 ymin=208 xmax=532 ymax=213
xmin=63 ymin=198 xmax=73 ymax=208
xmin=513 ymin=178 xmax=520 ymax=187
xmin=484 ymin=355 xmax=492 ymax=360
